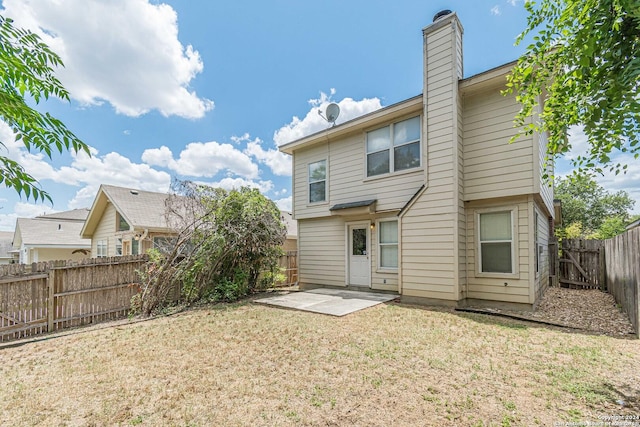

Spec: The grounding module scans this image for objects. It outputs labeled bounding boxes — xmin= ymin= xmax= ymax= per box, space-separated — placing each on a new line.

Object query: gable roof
xmin=37 ymin=208 xmax=89 ymax=221
xmin=14 ymin=217 xmax=90 ymax=248
xmin=279 ymin=61 xmax=516 ymax=155
xmin=81 ymin=185 xmax=172 ymax=238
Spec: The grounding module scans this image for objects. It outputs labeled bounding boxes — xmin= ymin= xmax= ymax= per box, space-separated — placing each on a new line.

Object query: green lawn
xmin=0 ymin=299 xmax=638 ymax=426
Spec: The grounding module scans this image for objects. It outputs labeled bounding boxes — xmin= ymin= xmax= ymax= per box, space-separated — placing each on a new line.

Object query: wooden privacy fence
xmin=0 ymin=255 xmax=147 ymax=342
xmin=559 ymin=238 xmax=605 ymax=290
xmin=605 ymin=227 xmax=640 ymax=336
xmin=277 ymin=251 xmax=298 ymax=286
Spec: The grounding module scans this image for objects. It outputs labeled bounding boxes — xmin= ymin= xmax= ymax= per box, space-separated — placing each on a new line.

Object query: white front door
xmin=348 ymin=223 xmax=370 ymax=287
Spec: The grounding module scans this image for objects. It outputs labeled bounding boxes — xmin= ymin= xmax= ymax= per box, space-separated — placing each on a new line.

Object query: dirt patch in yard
xmin=467 ymin=286 xmax=636 ymax=336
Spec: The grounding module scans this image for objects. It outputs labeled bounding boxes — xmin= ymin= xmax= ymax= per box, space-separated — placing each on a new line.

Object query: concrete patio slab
xmin=254 ymin=288 xmax=398 ymax=316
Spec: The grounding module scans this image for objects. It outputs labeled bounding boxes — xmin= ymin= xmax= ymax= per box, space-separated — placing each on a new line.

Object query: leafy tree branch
xmin=505 ymin=0 xmax=640 ymax=176
xmin=0 ymin=15 xmax=90 ymax=202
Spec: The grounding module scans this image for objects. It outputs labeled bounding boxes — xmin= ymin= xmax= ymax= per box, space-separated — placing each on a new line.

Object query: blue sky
xmin=0 ymin=0 xmax=637 ymax=231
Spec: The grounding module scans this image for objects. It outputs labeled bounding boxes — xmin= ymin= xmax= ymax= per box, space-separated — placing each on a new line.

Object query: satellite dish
xmin=318 ymin=102 xmax=340 ymax=126
xmin=326 ymin=103 xmax=340 ymax=123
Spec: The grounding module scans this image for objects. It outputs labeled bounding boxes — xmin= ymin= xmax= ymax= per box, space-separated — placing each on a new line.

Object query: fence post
xmin=47 ymin=268 xmax=55 ymax=333
xmin=599 ymin=245 xmax=606 ymax=291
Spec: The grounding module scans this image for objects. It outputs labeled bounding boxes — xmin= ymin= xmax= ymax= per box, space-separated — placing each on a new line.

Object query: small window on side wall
xmin=379 ymin=220 xmax=398 ymax=269
xmin=308 ymin=160 xmax=326 ymax=203
xmin=479 ymin=210 xmax=514 ymax=274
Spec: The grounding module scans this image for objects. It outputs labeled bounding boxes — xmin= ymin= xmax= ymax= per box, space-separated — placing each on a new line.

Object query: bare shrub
xmin=135 ymin=180 xmax=286 ymax=315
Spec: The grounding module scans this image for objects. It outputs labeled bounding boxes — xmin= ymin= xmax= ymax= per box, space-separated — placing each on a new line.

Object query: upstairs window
xmin=308 ymin=160 xmax=327 ymax=203
xmin=366 ymin=116 xmax=421 ymax=177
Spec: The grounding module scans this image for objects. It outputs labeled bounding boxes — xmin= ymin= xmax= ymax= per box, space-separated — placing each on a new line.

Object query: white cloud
xmin=0 ymin=202 xmax=57 ymax=232
xmin=142 ymin=142 xmax=259 ymax=179
xmin=560 ymin=126 xmax=640 ymax=214
xmin=491 ymin=5 xmax=502 ymax=15
xmin=0 ymin=120 xmax=171 ymax=210
xmin=1 ymin=0 xmax=213 ymax=119
xmin=234 ymin=134 xmax=292 ymax=177
xmin=273 ymin=90 xmax=382 ymax=146
xmin=274 ymin=196 xmax=292 ymax=213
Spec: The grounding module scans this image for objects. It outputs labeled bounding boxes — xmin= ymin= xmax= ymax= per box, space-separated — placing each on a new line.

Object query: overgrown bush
xmin=134 ymin=181 xmax=286 ymax=315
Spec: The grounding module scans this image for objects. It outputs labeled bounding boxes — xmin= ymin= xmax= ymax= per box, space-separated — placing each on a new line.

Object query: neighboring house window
xmin=97 ymin=240 xmax=107 ymax=258
xmin=379 ymin=220 xmax=398 ymax=269
xmin=366 ymin=116 xmax=421 ymax=177
xmin=116 ymin=238 xmax=122 ymax=256
xmin=117 ymin=213 xmax=130 ymax=231
xmin=308 ymin=160 xmax=326 ymax=203
xmin=153 ymin=236 xmax=176 ymax=253
xmin=478 ymin=210 xmax=514 ymax=274
xmin=132 ymin=239 xmax=139 ymax=255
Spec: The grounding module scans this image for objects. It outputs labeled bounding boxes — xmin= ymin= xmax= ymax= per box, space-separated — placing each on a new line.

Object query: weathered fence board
xmin=559 ymin=239 xmax=605 ymax=290
xmin=277 ymin=251 xmax=298 ymax=286
xmin=605 ymin=227 xmax=640 ymax=336
xmin=0 ymin=255 xmax=147 ymax=342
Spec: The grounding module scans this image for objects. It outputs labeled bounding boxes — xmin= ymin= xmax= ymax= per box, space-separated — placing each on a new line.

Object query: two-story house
xmin=279 ymin=11 xmax=556 ymax=309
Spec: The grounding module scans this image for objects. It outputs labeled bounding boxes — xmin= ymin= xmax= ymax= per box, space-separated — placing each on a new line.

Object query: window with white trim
xmin=378 ymin=220 xmax=398 ymax=269
xmin=96 ymin=240 xmax=107 ymax=258
xmin=308 ymin=160 xmax=326 ymax=203
xmin=479 ymin=211 xmax=514 ymax=274
xmin=366 ymin=116 xmax=421 ymax=177
xmin=115 ymin=238 xmax=123 ymax=256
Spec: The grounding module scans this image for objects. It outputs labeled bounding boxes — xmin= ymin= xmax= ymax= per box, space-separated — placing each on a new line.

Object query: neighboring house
xmin=12 ymin=209 xmax=91 ymax=264
xmin=279 ymin=11 xmax=557 ymax=309
xmin=626 ymin=218 xmax=640 ymax=231
xmin=0 ymin=231 xmax=17 ymax=264
xmin=81 ymin=185 xmax=176 ymax=257
xmin=281 ymin=211 xmax=298 ymax=252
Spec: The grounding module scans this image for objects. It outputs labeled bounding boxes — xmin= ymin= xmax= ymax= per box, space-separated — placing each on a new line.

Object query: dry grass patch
xmin=0 ymin=300 xmax=638 ymax=426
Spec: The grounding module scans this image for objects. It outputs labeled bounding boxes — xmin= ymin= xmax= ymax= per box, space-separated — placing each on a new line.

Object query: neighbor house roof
xmin=13 ymin=217 xmax=91 ymax=248
xmin=81 ymin=185 xmax=172 ymax=238
xmin=37 ymin=208 xmax=89 ymax=221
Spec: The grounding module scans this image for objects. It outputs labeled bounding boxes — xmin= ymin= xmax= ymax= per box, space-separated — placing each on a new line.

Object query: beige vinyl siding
xmin=92 ymin=203 xmax=117 ymax=257
xmin=293 ymin=113 xmax=425 ymax=221
xmin=399 ymin=17 xmax=461 ymax=302
xmin=34 ymin=248 xmax=88 ymax=263
xmin=537 ymin=128 xmax=555 ymax=217
xmin=456 ymin=68 xmax=467 ymax=300
xmin=293 ymin=143 xmax=329 ymax=219
xmin=297 ymin=217 xmax=346 ymax=288
xmin=463 ymin=87 xmax=535 ymax=201
xmin=533 ymin=202 xmax=550 ymax=303
xmin=465 ymin=197 xmax=532 ymax=304
xmin=333 ymin=131 xmax=424 ymax=212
